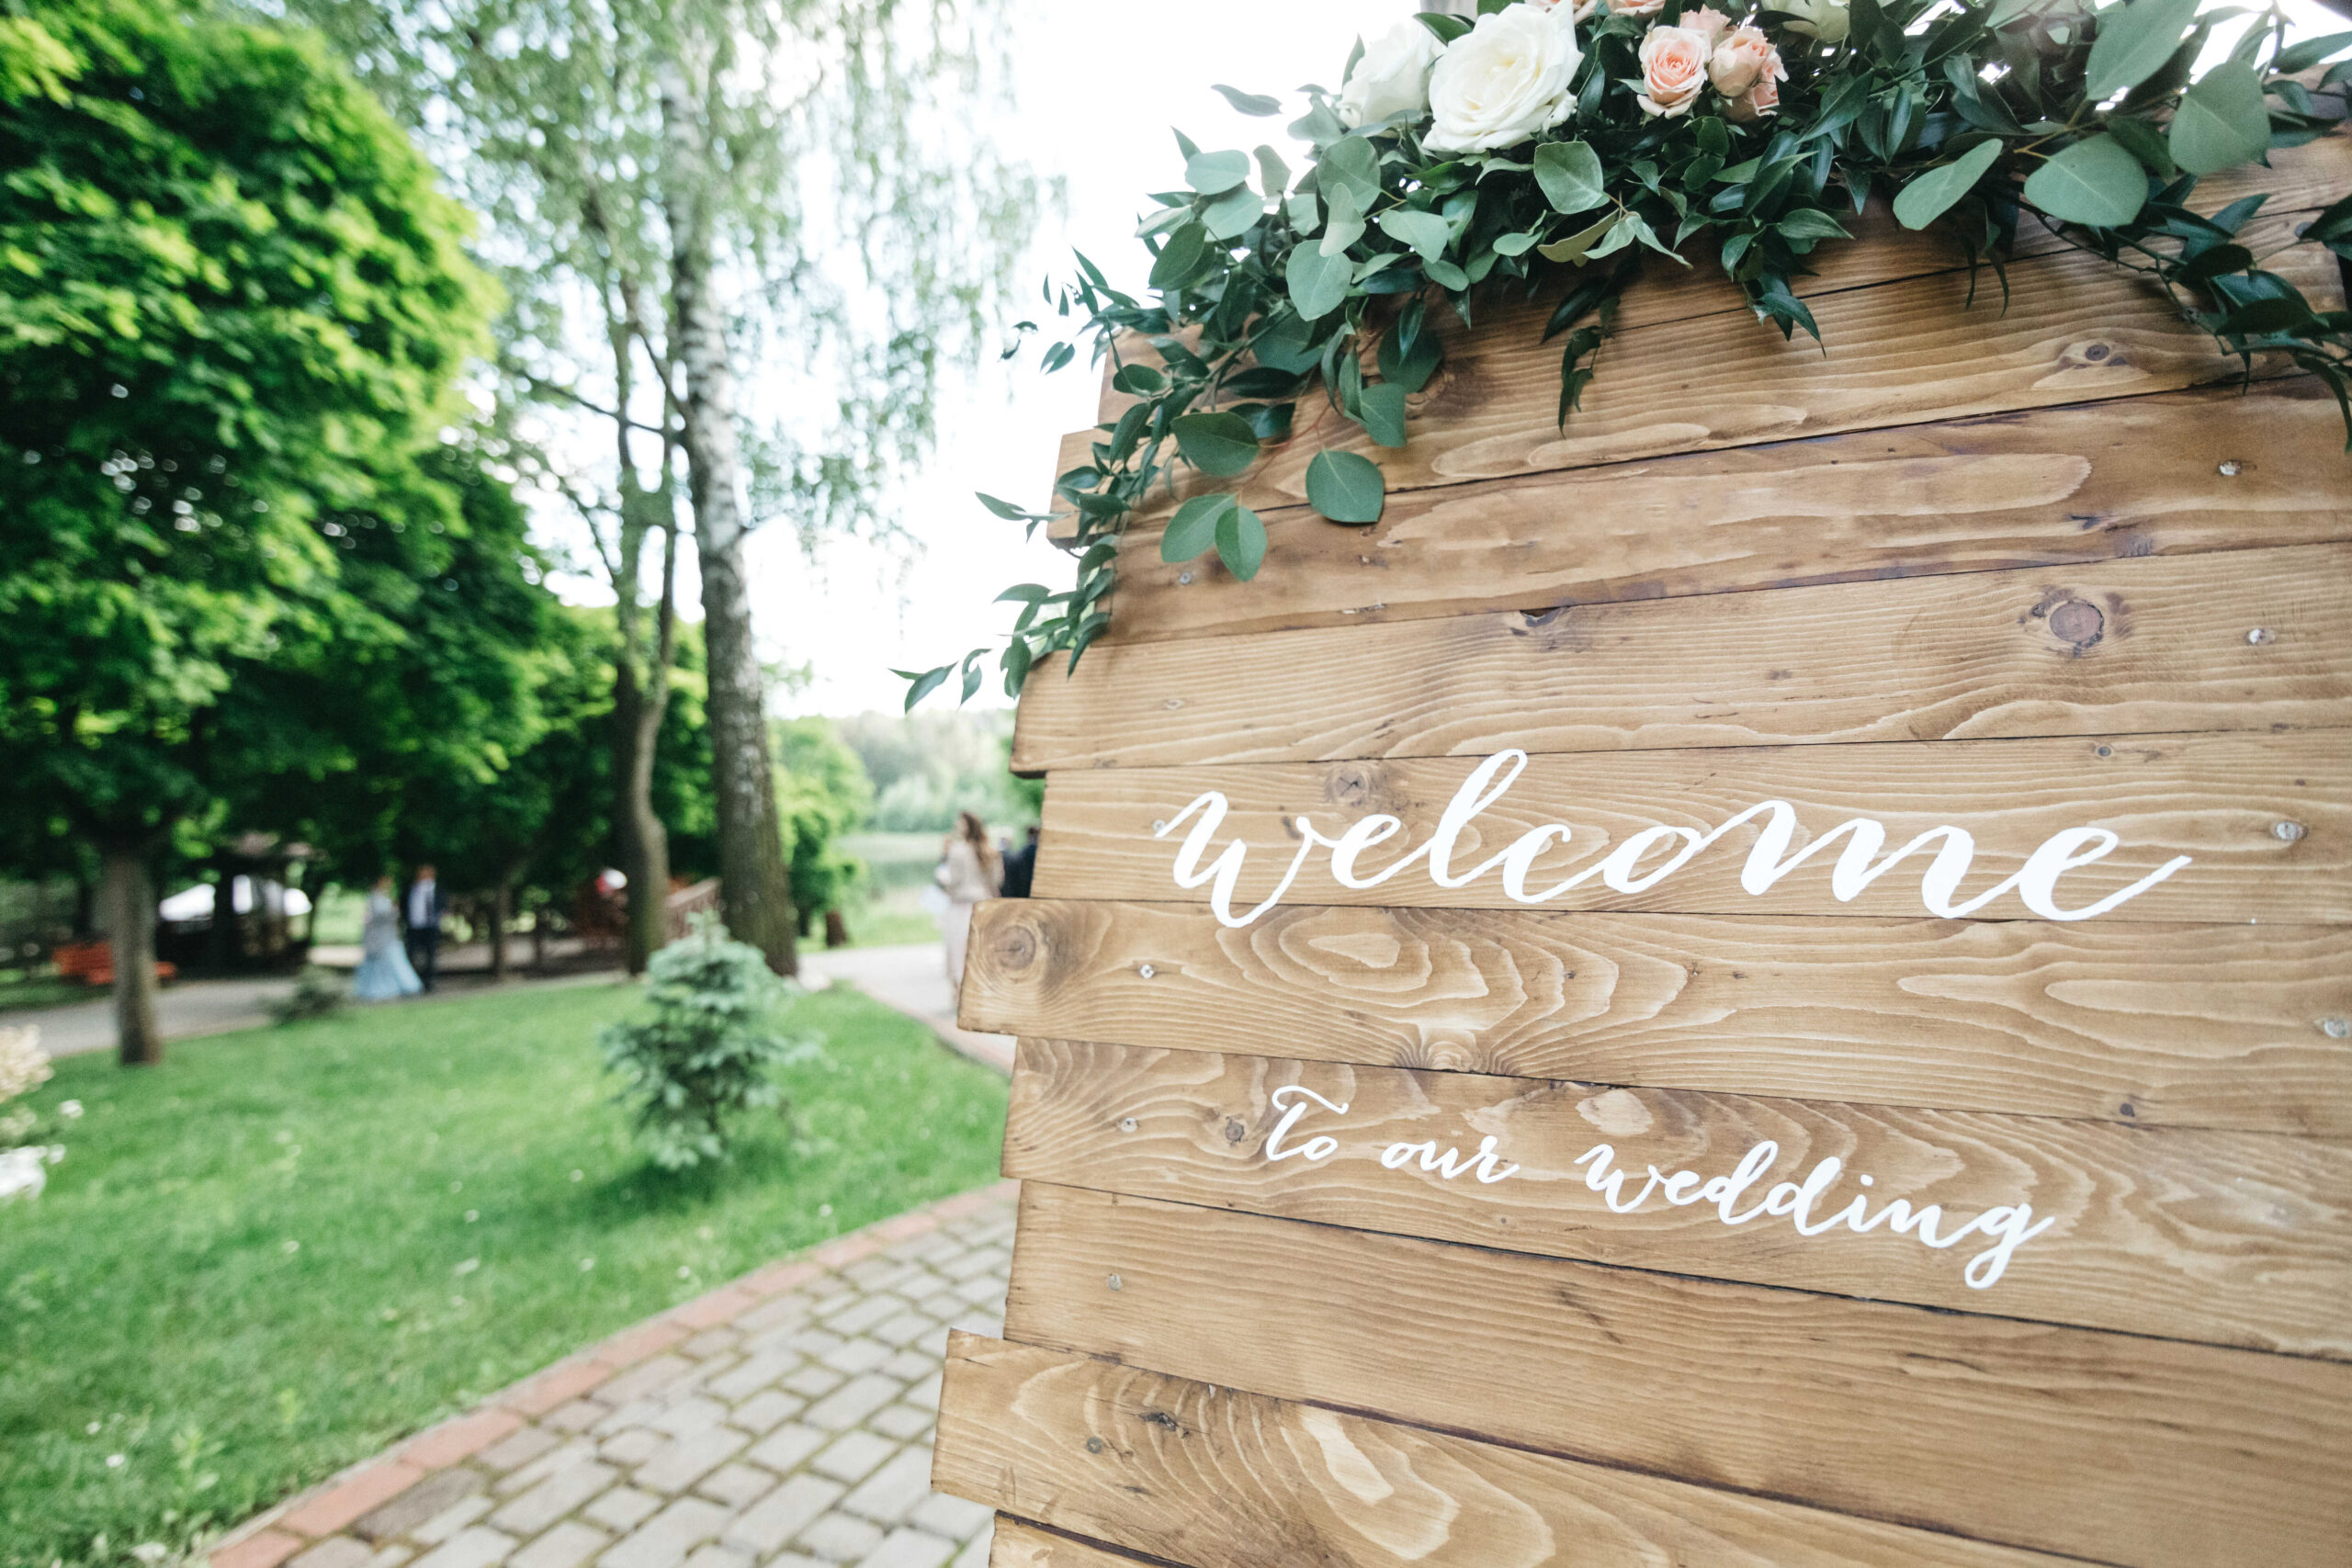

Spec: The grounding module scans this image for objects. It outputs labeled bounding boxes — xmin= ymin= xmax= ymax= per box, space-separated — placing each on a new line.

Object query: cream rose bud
xmin=1708 ymin=25 xmax=1780 ymax=97
xmin=1635 ymin=24 xmax=1709 ymax=118
xmin=1340 ymin=20 xmax=1442 ymax=129
xmin=1681 ymin=6 xmax=1733 ymax=46
xmin=1781 ymin=0 xmax=1851 ymax=43
xmin=1424 ymin=4 xmax=1584 ymax=154
xmin=1611 ymin=0 xmax=1668 ymax=17
xmin=1725 ymin=69 xmax=1782 ymax=122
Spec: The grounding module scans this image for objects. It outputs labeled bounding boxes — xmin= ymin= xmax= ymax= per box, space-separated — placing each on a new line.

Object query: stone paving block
xmin=913 ymin=1291 xmax=966 ymax=1322
xmin=507 ymin=1359 xmax=612 ymax=1418
xmin=411 ymin=1495 xmax=493 ymax=1548
xmin=803 ymin=1373 xmax=900 ymax=1432
xmin=404 ymin=1410 xmax=524 ymax=1472
xmin=284 ymin=1463 xmax=429 ymax=1540
xmin=363 ymin=1546 xmax=414 ymax=1568
xmin=491 ymin=1459 xmax=617 ymax=1536
xmin=600 ymin=1428 xmax=667 ymax=1467
xmin=907 ymin=1493 xmax=990 ymax=1540
xmin=795 ymin=1511 xmax=884 ymax=1564
xmin=938 ymin=1249 xmax=1003 ymax=1282
xmin=354 ymin=1468 xmax=483 ymax=1543
xmin=596 ymin=1354 xmax=695 ymax=1408
xmin=958 ymin=1314 xmax=1003 ymax=1340
xmin=694 ymin=1461 xmax=774 ymax=1508
xmin=782 ymin=1363 xmax=845 ymax=1400
xmin=840 ymin=1449 xmax=933 ymax=1527
xmin=840 ymin=1257 xmax=916 ymax=1292
xmin=723 ymin=1473 xmax=844 ymax=1554
xmin=949 ymin=1529 xmax=989 ymax=1568
xmin=786 ymin=1322 xmax=848 ymax=1355
xmin=746 ymin=1424 xmax=827 ymax=1475
xmin=817 ymin=1293 xmax=899 ymax=1336
xmin=480 ymin=1424 xmax=563 ymax=1475
xmin=510 ymin=1522 xmax=610 ymax=1568
xmin=545 ymin=1399 xmax=608 ymax=1434
xmin=729 ymin=1294 xmax=806 ymax=1334
xmin=818 ymin=1337 xmax=892 ymax=1377
xmin=409 ymin=1527 xmax=515 ymax=1568
xmin=706 ymin=1348 xmax=798 ymax=1402
xmin=582 ymin=1486 xmax=662 ymax=1534
xmin=726 ymin=1389 xmax=802 ymax=1434
xmin=633 ymin=1426 xmax=749 ymax=1494
xmin=680 ymin=1327 xmax=741 ymax=1359
xmin=880 ymin=1349 xmax=938 ymax=1384
xmin=854 ymin=1529 xmax=956 ymax=1568
xmin=869 ymin=1310 xmax=937 ymax=1349
xmin=809 ymin=1431 xmax=897 ymax=1486
xmin=901 ymin=1372 xmax=943 ymax=1409
xmin=648 ymin=1395 xmax=729 ymax=1440
xmin=949 ymin=1274 xmax=1002 ymax=1307
xmin=680 ymin=1548 xmax=750 ymax=1568
xmin=288 ymin=1537 xmax=374 ymax=1568
xmin=595 ymin=1497 xmax=731 ymax=1568
xmin=495 ymin=1438 xmax=599 ymax=1497
xmin=866 ymin=1404 xmax=934 ymax=1443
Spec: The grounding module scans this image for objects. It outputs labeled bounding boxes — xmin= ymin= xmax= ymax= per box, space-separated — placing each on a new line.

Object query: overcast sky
xmin=573 ymin=0 xmax=2347 ymax=719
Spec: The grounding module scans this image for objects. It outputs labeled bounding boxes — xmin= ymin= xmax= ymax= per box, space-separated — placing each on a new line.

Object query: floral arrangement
xmin=899 ymin=0 xmax=2350 ymax=706
xmin=0 ymin=1025 xmax=71 ymax=1202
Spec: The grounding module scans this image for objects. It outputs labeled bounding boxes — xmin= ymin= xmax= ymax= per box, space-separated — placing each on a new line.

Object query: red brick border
xmin=206 ymin=1179 xmax=1018 ymax=1566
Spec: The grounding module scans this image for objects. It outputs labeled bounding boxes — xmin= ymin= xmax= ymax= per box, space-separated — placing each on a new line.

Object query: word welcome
xmin=1263 ymin=1085 xmax=2055 ymax=1289
xmin=1158 ymin=749 xmax=2193 ymax=930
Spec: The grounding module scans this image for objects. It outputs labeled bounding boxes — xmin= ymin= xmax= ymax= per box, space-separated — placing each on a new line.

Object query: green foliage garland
xmin=906 ymin=0 xmax=2351 ymax=707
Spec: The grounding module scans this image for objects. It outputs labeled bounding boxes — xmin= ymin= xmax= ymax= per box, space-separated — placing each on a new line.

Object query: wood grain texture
xmin=964 ymin=901 xmax=2352 ymax=1134
xmin=941 ymin=1337 xmax=2078 ymax=1568
xmin=1001 ymin=1039 xmax=2352 ymax=1356
xmin=1003 ymin=1183 xmax=2352 ymax=1567
xmin=989 ymin=1519 xmax=1157 ymax=1568
xmin=1032 ymin=731 xmax=2350 ymax=923
xmin=1012 ymin=540 xmax=2352 ymax=771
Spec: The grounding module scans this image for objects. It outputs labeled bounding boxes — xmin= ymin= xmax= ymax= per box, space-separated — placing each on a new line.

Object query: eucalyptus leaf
xmin=1254 ymin=144 xmax=1291 ymax=197
xmin=1533 ymin=141 xmax=1609 ymax=214
xmin=1321 ymin=135 xmax=1383 ymax=207
xmin=1160 ymin=492 xmax=1235 ymax=561
xmin=2169 ymin=62 xmax=2270 ymax=175
xmin=1184 ymin=150 xmax=1251 ymax=195
xmin=1203 ymin=184 xmax=1264 ymax=239
xmin=2084 ymin=0 xmax=2204 ymax=101
xmin=1537 ymin=211 xmax=1621 ymax=263
xmin=1892 ymin=138 xmax=2002 ymax=229
xmin=1304 ymin=449 xmax=1385 ymax=525
xmin=1319 ymin=182 xmax=1367 ymax=255
xmin=2021 ymin=134 xmax=2149 ymax=227
xmin=1376 ymin=207 xmax=1453 ymax=262
xmin=1215 ymin=501 xmax=1268 ymax=581
xmin=1286 ymin=242 xmax=1352 ymax=320
xmin=1170 ymin=412 xmax=1261 ymax=477
xmin=1492 ymin=230 xmax=1542 ymax=256
xmin=1212 ymin=84 xmax=1283 ymax=117
xmin=1358 ymin=382 xmax=1411 ymax=446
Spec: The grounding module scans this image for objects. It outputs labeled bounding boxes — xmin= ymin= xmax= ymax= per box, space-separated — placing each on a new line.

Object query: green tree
xmin=774 ymin=716 xmax=872 ymax=942
xmin=289 ymin=0 xmax=1045 ymax=976
xmin=0 ymin=0 xmax=495 ymax=1061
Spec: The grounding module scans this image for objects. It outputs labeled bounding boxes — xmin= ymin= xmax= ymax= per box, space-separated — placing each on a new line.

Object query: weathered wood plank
xmin=988 ymin=1519 xmax=1155 ymax=1568
xmin=942 ymin=1337 xmax=2079 ymax=1568
xmin=1012 ymin=540 xmax=2352 ymax=771
xmin=1031 ymin=732 xmax=2350 ymax=924
xmin=1099 ymin=382 xmax=2352 ymax=648
xmin=967 ymin=900 xmax=2352 ymax=1134
xmin=1003 ymin=1184 xmax=2352 ymax=1567
xmin=1001 ymin=1039 xmax=2352 ymax=1356
xmin=963 ymin=902 xmax=2352 ymax=1134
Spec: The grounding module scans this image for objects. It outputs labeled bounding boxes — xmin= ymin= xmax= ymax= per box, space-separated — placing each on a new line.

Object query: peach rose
xmin=1724 ymin=68 xmax=1782 ymax=122
xmin=1611 ymin=0 xmax=1668 ymax=17
xmin=1636 ymin=24 xmax=1709 ymax=118
xmin=1681 ymin=6 xmax=1733 ymax=46
xmin=1708 ymin=24 xmax=1782 ymax=97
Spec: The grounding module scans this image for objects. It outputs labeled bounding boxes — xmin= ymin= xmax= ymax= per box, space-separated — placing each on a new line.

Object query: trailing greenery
xmin=905 ymin=0 xmax=2352 ymax=707
xmin=0 ymin=980 xmax=1006 ymax=1565
xmin=599 ymin=918 xmax=822 ymax=1168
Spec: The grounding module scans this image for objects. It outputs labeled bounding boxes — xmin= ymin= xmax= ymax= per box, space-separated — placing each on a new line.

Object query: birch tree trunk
xmin=659 ymin=51 xmax=798 ymax=975
xmin=103 ymin=844 xmax=162 ymax=1066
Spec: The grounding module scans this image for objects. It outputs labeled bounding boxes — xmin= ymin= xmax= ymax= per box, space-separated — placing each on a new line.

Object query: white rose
xmin=1781 ymin=0 xmax=1850 ymax=43
xmin=1425 ymin=4 xmax=1584 ymax=154
xmin=1340 ymin=21 xmax=1443 ymax=130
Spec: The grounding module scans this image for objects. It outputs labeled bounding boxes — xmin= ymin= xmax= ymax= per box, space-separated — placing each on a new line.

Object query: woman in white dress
xmin=933 ymin=811 xmax=1001 ymax=1004
xmin=351 ymin=875 xmax=424 ymax=1001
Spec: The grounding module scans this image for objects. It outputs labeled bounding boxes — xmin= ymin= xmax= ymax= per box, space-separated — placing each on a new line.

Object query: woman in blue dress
xmin=351 ymin=875 xmax=424 ymax=1001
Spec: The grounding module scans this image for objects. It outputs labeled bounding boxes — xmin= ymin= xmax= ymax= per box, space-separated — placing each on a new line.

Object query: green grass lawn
xmin=0 ymin=979 xmax=1008 ymax=1567
xmin=839 ymin=831 xmax=945 ymax=948
xmin=0 ymin=966 xmax=90 ymax=1014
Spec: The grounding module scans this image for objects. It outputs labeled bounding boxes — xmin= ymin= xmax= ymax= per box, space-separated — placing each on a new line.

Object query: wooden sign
xmin=932 ymin=132 xmax=2352 ymax=1568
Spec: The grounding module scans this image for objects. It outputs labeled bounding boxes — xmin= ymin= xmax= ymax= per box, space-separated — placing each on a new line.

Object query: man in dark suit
xmin=999 ymin=825 xmax=1040 ymax=899
xmin=405 ymin=864 xmax=444 ymax=992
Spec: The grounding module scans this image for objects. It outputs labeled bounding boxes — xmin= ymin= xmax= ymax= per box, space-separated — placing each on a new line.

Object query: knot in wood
xmin=2048 ymin=599 xmax=2105 ymax=649
xmin=991 ymin=920 xmax=1039 ymax=973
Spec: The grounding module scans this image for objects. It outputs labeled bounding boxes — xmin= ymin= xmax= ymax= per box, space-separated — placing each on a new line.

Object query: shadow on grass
xmin=579 ymin=1112 xmax=814 ymax=1217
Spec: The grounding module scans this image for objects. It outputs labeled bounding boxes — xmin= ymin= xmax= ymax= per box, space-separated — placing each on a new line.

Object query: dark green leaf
xmin=2274 ymin=28 xmax=2352 ymax=73
xmin=1285 ymin=243 xmax=1352 ymax=320
xmin=1216 ymin=502 xmax=1268 ymax=581
xmin=1893 ymin=138 xmax=2003 ymax=230
xmin=1212 ymin=84 xmax=1283 ymax=117
xmin=1112 ymin=363 xmax=1167 ymax=395
xmin=2104 ymin=114 xmax=2178 ymax=178
xmin=1160 ymin=493 xmax=1236 ymax=561
xmin=1001 ymin=637 xmax=1033 ymax=696
xmin=896 ymin=664 xmax=950 ymax=712
xmin=1304 ymin=449 xmax=1385 ymax=525
xmin=1538 ymin=211 xmax=1621 ymax=264
xmin=2022 ymin=135 xmax=2149 ymax=227
xmin=1533 ymin=141 xmax=1609 ymax=215
xmin=1185 ymin=150 xmax=1251 ymax=194
xmin=2181 ymin=242 xmax=2254 ymax=281
xmin=2084 ymin=0 xmax=2204 ymax=100
xmin=1358 ymin=382 xmax=1410 ymax=446
xmin=2170 ymin=62 xmax=2271 ymax=175
xmin=976 ymin=492 xmax=1033 ymax=521
xmin=1378 ymin=323 xmax=1443 ymax=392
xmin=1148 ymin=222 xmax=1210 ymax=289
xmin=1171 ymin=412 xmax=1261 ymax=476
xmin=993 ymin=583 xmax=1051 ymax=604
xmin=1415 ymin=11 xmax=1473 ymax=42
xmin=1778 ymin=207 xmax=1854 ymax=240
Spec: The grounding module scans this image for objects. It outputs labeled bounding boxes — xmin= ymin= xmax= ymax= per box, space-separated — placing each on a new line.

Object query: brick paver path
xmin=209 ymin=1182 xmax=1016 ymax=1568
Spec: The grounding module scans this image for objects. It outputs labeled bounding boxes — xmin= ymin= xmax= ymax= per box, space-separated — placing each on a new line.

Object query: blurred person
xmin=352 ymin=875 xmax=423 ymax=1001
xmin=1000 ymin=824 xmax=1040 ymax=899
xmin=405 ymin=863 xmax=444 ymax=993
xmin=933 ymin=810 xmax=1001 ymax=1002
